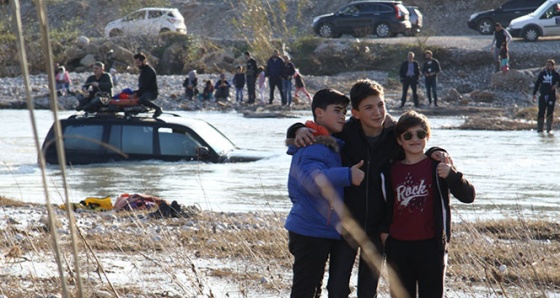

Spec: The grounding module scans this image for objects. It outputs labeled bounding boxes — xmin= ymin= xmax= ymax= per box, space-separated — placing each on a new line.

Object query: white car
xmin=508 ymin=0 xmax=560 ymax=41
xmin=104 ymin=7 xmax=187 ymax=38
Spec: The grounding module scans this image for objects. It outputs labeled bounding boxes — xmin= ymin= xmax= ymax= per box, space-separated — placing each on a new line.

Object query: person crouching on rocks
xmin=130 ymin=53 xmax=163 ymax=118
xmin=76 ymin=61 xmax=113 ymax=113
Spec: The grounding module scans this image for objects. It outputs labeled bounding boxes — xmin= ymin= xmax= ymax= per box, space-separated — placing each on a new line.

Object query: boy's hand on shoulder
xmin=351 ymin=160 xmax=365 ymax=186
xmin=295 ymin=127 xmax=316 ymax=147
xmin=437 ymin=162 xmax=452 ymax=179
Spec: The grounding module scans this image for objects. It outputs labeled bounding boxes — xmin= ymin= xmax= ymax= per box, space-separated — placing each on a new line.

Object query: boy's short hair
xmin=424 ymin=50 xmax=433 ymax=55
xmin=547 ymin=59 xmax=555 ymax=66
xmin=93 ymin=61 xmax=104 ymax=69
xmin=395 ymin=110 xmax=431 ymax=138
xmin=349 ymin=79 xmax=384 ymax=110
xmin=312 ymin=89 xmax=349 ymax=120
xmin=134 ymin=53 xmax=147 ymax=61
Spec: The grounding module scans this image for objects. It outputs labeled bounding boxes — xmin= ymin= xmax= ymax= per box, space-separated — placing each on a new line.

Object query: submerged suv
xmin=467 ymin=0 xmax=546 ymax=34
xmin=41 ymin=114 xmax=269 ymax=165
xmin=311 ymin=1 xmax=411 ymax=38
xmin=104 ymin=7 xmax=187 ymax=38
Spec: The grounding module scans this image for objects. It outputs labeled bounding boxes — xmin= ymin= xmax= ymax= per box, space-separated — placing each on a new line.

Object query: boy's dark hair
xmin=395 ymin=110 xmax=431 ymax=138
xmin=93 ymin=61 xmax=104 ymax=69
xmin=311 ymin=89 xmax=349 ymax=120
xmin=134 ymin=53 xmax=146 ymax=61
xmin=349 ymin=79 xmax=384 ymax=110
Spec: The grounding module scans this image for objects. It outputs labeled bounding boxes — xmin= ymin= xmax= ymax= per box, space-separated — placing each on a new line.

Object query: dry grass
xmin=1 ymin=202 xmax=559 ymax=297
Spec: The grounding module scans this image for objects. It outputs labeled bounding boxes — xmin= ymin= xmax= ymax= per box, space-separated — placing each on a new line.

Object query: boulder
xmin=76 ymin=36 xmax=90 ymax=48
xmin=470 ymin=90 xmax=495 ymax=103
xmin=443 ymin=88 xmax=462 ymax=102
xmin=80 ymin=54 xmax=96 ymax=68
xmin=159 ymin=43 xmax=185 ymax=75
xmin=490 ymin=69 xmax=534 ymax=91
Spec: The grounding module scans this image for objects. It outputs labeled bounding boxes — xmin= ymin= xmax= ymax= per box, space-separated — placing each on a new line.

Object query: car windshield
xmin=186 ymin=120 xmax=236 ymax=155
xmin=531 ymin=1 xmax=554 ymax=15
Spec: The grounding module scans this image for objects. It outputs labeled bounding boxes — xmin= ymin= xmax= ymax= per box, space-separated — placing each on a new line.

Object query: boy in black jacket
xmin=378 ymin=110 xmax=475 ymax=298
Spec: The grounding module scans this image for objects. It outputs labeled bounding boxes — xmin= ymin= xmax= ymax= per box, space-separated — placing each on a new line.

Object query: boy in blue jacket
xmin=285 ymin=89 xmax=365 ymax=298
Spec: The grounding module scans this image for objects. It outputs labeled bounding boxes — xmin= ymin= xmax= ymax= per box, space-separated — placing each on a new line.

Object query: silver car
xmin=104 ymin=8 xmax=187 ymax=38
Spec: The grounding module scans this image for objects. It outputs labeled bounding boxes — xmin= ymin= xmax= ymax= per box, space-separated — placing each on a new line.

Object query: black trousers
xmin=138 ymin=91 xmax=161 ymax=112
xmin=537 ymin=93 xmax=556 ymax=132
xmin=327 ymin=238 xmax=381 ymax=298
xmin=401 ymin=77 xmax=419 ymax=107
xmin=246 ymin=75 xmax=257 ymax=103
xmin=269 ymin=76 xmax=287 ymax=105
xmin=288 ymin=232 xmax=339 ymax=298
xmin=385 ymin=237 xmax=446 ymax=298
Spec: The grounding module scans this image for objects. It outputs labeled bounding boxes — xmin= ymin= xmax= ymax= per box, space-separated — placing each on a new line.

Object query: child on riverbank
xmin=285 ymin=89 xmax=364 ymax=297
xmin=378 ymin=110 xmax=475 ymax=298
xmin=293 ymin=69 xmax=312 ymax=102
xmin=499 ymin=42 xmax=509 ymax=73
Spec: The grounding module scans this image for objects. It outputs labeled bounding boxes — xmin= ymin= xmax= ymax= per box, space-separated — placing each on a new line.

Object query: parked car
xmin=508 ymin=0 xmax=560 ymax=41
xmin=311 ymin=1 xmax=411 ymax=38
xmin=406 ymin=6 xmax=423 ymax=36
xmin=467 ymin=0 xmax=546 ymax=35
xmin=41 ymin=114 xmax=269 ymax=165
xmin=104 ymin=7 xmax=187 ymax=38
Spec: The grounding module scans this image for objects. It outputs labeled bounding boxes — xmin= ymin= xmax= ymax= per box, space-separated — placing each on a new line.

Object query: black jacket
xmin=246 ymin=57 xmax=258 ymax=77
xmin=378 ymin=158 xmax=475 ymax=250
xmin=533 ymin=68 xmax=560 ymax=96
xmin=83 ymin=73 xmax=113 ymax=99
xmin=422 ymin=59 xmax=441 ymax=80
xmin=399 ymin=60 xmax=420 ymax=82
xmin=136 ymin=64 xmax=158 ymax=96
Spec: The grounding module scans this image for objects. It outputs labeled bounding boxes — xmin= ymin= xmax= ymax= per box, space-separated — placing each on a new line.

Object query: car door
xmin=332 ymin=3 xmax=362 ymax=34
xmin=59 ymin=123 xmax=108 ymax=164
xmin=121 ymin=10 xmax=149 ymax=36
xmin=147 ymin=10 xmax=165 ymax=34
xmin=107 ymin=123 xmax=155 ymax=161
xmin=538 ymin=2 xmax=560 ymax=36
xmin=156 ymin=126 xmax=205 ymax=161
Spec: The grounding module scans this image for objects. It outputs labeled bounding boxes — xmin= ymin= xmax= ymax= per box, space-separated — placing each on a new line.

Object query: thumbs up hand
xmin=351 ymin=160 xmax=365 ymax=186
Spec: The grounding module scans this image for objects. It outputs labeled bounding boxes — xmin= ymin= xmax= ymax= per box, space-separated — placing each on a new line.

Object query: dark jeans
xmin=401 ymin=77 xmax=418 ymax=107
xmin=138 ymin=91 xmax=161 ymax=112
xmin=537 ymin=93 xmax=556 ymax=132
xmin=385 ymin=237 xmax=446 ymax=298
xmin=327 ymin=239 xmax=381 ymax=298
xmin=425 ymin=78 xmax=438 ymax=105
xmin=269 ymin=76 xmax=287 ymax=105
xmin=246 ymin=75 xmax=257 ymax=103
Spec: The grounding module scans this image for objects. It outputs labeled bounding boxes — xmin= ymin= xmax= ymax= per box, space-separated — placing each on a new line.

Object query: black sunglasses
xmin=401 ymin=130 xmax=427 ymax=141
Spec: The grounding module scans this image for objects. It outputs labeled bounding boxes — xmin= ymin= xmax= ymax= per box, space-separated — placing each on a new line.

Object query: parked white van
xmin=508 ymin=0 xmax=560 ymax=41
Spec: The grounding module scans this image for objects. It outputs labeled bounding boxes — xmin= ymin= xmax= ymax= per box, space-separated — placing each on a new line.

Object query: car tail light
xmin=167 ymin=18 xmax=177 ymax=23
xmin=394 ymin=4 xmax=404 ymax=20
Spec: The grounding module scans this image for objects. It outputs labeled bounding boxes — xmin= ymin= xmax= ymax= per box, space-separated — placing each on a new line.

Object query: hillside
xmin=31 ymin=0 xmax=507 ymax=39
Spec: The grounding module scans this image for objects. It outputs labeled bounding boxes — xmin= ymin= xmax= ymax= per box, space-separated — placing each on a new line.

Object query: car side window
xmin=63 ymin=125 xmax=104 ymax=152
xmin=340 ymin=4 xmax=359 ymax=15
xmin=158 ymin=127 xmax=201 ymax=156
xmin=121 ymin=125 xmax=154 ymax=154
xmin=377 ymin=4 xmax=393 ymax=13
xmin=124 ymin=11 xmax=145 ymax=22
xmin=542 ymin=3 xmax=560 ymax=19
xmin=149 ymin=10 xmax=164 ymax=19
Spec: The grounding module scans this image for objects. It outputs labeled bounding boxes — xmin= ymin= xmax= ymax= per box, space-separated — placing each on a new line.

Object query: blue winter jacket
xmin=285 ymin=135 xmax=352 ymax=239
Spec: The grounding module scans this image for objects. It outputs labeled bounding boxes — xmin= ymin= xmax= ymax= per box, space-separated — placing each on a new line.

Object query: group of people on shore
xmin=284 ymin=79 xmax=476 ymax=297
xmin=182 ymin=50 xmax=312 ymax=105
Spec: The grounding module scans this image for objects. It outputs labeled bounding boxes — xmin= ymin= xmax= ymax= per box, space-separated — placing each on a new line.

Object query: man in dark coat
xmin=245 ymin=51 xmax=258 ymax=104
xmin=265 ymin=49 xmax=287 ymax=105
xmin=131 ymin=53 xmax=163 ymax=118
xmin=399 ymin=51 xmax=420 ymax=107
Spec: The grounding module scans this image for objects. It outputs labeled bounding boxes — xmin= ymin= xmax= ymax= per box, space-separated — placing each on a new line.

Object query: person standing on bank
xmin=532 ymin=59 xmax=560 ymax=133
xmin=266 ymin=49 xmax=287 ymax=105
xmin=130 ymin=53 xmax=163 ymax=118
xmin=245 ymin=51 xmax=258 ymax=104
xmin=422 ymin=50 xmax=441 ymax=107
xmin=491 ymin=23 xmax=512 ymax=72
xmin=282 ymin=55 xmax=296 ymax=106
xmin=399 ymin=52 xmax=420 ymax=108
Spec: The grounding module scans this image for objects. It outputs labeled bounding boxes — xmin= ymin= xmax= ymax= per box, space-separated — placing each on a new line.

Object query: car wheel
xmin=159 ymin=28 xmax=171 ymax=34
xmin=375 ymin=23 xmax=391 ymax=38
xmin=522 ymin=26 xmax=539 ymax=41
xmin=109 ymin=29 xmax=122 ymax=37
xmin=318 ymin=23 xmax=336 ymax=38
xmin=477 ymin=19 xmax=493 ymax=35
